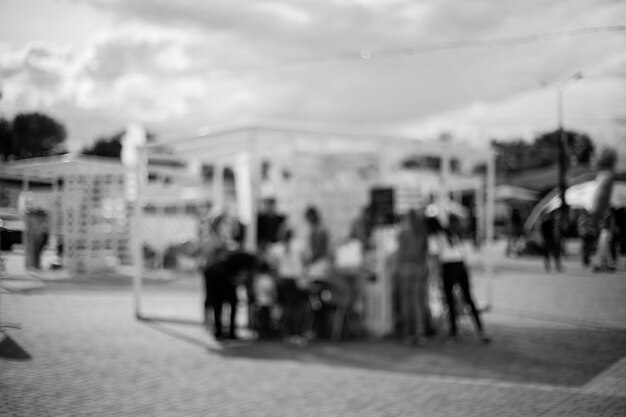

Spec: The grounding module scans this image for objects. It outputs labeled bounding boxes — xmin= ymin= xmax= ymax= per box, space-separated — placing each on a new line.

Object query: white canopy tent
xmin=1 ymin=154 xmax=129 ymax=274
xmin=132 ymin=123 xmax=497 ymax=335
xmin=495 ymin=185 xmax=539 ymax=202
xmin=524 ymin=175 xmax=626 ymax=233
xmin=543 ymin=179 xmax=626 ymax=212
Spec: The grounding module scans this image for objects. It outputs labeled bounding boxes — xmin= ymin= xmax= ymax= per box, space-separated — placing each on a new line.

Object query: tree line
xmin=492 ymin=130 xmax=617 ymax=175
xmin=0 ymin=111 xmax=618 ymax=172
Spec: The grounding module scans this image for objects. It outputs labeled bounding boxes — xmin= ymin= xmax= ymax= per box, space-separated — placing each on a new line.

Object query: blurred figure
xmin=303 ymin=205 xmax=330 ymax=278
xmin=506 ymin=207 xmax=523 ymax=257
xmin=251 ymin=261 xmax=278 ymax=338
xmin=577 ymin=211 xmax=597 ymax=267
xmin=540 ymin=211 xmax=562 ymax=272
xmin=349 ymin=204 xmax=374 ymax=251
xmin=428 ymin=217 xmax=490 ymax=344
xmin=270 ymin=227 xmax=309 ymax=345
xmin=592 ymin=211 xmax=616 ymax=272
xmin=203 ymin=250 xmax=258 ymax=340
xmin=256 ymin=197 xmax=285 ymax=252
xmin=393 ymin=209 xmax=430 ymax=346
xmin=213 ymin=203 xmax=246 ymax=250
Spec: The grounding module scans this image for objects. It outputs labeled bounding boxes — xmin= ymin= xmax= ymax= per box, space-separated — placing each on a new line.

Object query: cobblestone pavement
xmin=1 ymin=250 xmax=626 ymax=416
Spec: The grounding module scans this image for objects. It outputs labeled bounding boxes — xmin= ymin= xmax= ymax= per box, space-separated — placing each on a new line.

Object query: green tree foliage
xmin=493 ymin=129 xmax=595 ymax=175
xmin=1 ymin=112 xmax=67 ymax=161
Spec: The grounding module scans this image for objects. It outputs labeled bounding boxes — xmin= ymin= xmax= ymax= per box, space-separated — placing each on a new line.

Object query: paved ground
xmin=1 ymin=246 xmax=626 ymax=416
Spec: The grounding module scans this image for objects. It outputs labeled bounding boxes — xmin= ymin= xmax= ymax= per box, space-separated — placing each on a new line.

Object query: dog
xmin=203 ymin=250 xmax=258 ymax=339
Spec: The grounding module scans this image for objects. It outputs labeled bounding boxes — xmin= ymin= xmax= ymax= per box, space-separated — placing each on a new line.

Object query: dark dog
xmin=203 ymin=250 xmax=258 ymax=339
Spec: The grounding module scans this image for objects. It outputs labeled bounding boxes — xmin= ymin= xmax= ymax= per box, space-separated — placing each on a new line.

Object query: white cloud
xmin=0 ymin=0 xmax=624 ymax=156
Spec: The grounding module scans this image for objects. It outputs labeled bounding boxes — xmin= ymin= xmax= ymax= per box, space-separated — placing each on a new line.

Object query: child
xmin=252 ymin=261 xmax=278 ymax=339
xmin=427 ymin=217 xmax=490 ymax=344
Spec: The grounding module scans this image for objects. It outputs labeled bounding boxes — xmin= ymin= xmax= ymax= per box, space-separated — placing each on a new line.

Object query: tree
xmin=1 ymin=112 xmax=67 ymax=161
xmin=595 ymin=147 xmax=618 ymax=171
xmin=81 ymin=129 xmax=158 ymax=159
xmin=567 ymin=132 xmax=594 ymax=165
xmin=82 ymin=131 xmax=124 ymax=159
xmin=0 ymin=117 xmax=11 ymax=162
xmin=492 ymin=129 xmax=595 ymax=176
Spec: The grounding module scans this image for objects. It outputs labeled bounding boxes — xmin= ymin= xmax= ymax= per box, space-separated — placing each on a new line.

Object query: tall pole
xmin=543 ymin=72 xmax=583 ymax=221
xmin=557 ymin=86 xmax=567 ymax=217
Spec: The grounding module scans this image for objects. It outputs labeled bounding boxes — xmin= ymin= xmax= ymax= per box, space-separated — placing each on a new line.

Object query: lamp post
xmin=542 ymin=72 xmax=583 ymax=218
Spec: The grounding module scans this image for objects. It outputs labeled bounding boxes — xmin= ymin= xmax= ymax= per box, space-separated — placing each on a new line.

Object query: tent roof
xmin=1 ymin=154 xmax=125 ymax=181
xmin=146 ymin=122 xmax=494 ymax=164
xmin=494 ymin=185 xmax=539 ymax=202
xmin=505 ymin=164 xmax=596 ymax=192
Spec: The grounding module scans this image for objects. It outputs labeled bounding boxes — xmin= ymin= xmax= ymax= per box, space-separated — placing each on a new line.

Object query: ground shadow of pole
xmin=0 ymin=333 xmax=32 ymax=361
xmin=138 ymin=316 xmax=226 ymax=353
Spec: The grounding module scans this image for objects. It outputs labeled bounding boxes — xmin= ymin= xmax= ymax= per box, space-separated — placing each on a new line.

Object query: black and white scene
xmin=1 ymin=1 xmax=626 ymax=415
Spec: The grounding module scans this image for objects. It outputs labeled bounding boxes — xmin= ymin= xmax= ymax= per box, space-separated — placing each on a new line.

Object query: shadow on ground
xmin=143 ymin=318 xmax=626 ymax=387
xmin=0 ymin=333 xmax=32 ymax=361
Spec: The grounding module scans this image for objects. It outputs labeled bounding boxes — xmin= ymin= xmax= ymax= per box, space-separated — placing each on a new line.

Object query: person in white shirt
xmin=427 ymin=217 xmax=490 ymax=344
xmin=269 ymin=227 xmax=309 ymax=345
xmin=252 ymin=261 xmax=278 ymax=339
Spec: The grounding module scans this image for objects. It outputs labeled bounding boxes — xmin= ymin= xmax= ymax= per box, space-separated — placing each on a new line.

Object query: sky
xmin=0 ymin=0 xmax=625 ymax=162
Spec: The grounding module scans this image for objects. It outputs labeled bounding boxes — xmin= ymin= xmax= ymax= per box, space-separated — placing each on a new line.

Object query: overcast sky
xmin=0 ymin=0 xmax=624 ymax=158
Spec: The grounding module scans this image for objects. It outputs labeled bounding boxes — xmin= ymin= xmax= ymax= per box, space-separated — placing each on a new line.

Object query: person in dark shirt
xmin=203 ymin=250 xmax=258 ymax=340
xmin=256 ymin=198 xmax=285 ymax=251
xmin=540 ymin=211 xmax=562 ymax=272
xmin=506 ymin=207 xmax=524 ymax=257
xmin=303 ymin=206 xmax=329 ymax=268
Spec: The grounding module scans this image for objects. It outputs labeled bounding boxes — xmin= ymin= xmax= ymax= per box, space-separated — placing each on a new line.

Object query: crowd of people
xmin=199 ymin=199 xmax=491 ymax=347
xmin=533 ymin=207 xmax=625 ymax=273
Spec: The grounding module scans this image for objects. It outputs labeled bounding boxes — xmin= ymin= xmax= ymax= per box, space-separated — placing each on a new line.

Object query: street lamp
xmin=541 ymin=72 xmax=583 ymax=217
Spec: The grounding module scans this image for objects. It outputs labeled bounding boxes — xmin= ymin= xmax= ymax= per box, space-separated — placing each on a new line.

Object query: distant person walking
xmin=540 ymin=211 xmax=562 ymax=272
xmin=506 ymin=207 xmax=523 ymax=257
xmin=577 ymin=211 xmax=597 ymax=267
xmin=592 ymin=211 xmax=616 ymax=272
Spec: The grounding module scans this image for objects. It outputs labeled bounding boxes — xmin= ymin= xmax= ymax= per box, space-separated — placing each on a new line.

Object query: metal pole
xmin=132 ymin=148 xmax=146 ymax=319
xmin=485 ymin=150 xmax=496 ymax=310
xmin=557 ymin=87 xmax=568 ymax=217
xmin=543 ymin=72 xmax=582 ymax=219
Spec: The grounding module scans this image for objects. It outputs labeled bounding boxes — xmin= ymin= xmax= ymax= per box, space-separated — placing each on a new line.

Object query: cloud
xmin=398 ymin=76 xmax=626 ymax=155
xmin=0 ymin=0 xmax=624 ymax=154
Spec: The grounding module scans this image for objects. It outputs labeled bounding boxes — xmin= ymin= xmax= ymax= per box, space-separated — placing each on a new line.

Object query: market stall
xmin=132 ymin=123 xmax=496 ymax=335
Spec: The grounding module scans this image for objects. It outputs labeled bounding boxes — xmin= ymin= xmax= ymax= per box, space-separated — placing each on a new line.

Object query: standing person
xmin=251 ymin=261 xmax=278 ymax=339
xmin=213 ymin=203 xmax=246 ymax=250
xmin=506 ymin=207 xmax=523 ymax=257
xmin=302 ymin=205 xmax=336 ymax=338
xmin=393 ymin=209 xmax=430 ymax=346
xmin=302 ymin=206 xmax=331 ymax=278
xmin=592 ymin=211 xmax=616 ymax=272
xmin=270 ymin=227 xmax=309 ymax=345
xmin=256 ymin=198 xmax=285 ymax=252
xmin=428 ymin=217 xmax=490 ymax=344
xmin=199 ymin=218 xmax=229 ymax=327
xmin=540 ymin=211 xmax=562 ymax=272
xmin=349 ymin=205 xmax=375 ymax=251
xmin=578 ymin=211 xmax=597 ymax=267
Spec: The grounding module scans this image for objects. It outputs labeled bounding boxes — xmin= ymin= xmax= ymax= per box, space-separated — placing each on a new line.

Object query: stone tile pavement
xmin=2 ymin=282 xmax=626 ymax=416
xmin=1 ymin=245 xmax=626 ymax=416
